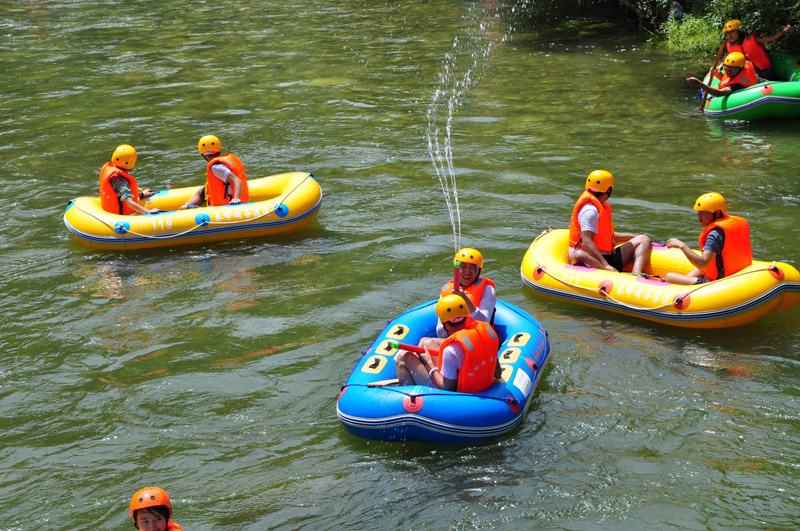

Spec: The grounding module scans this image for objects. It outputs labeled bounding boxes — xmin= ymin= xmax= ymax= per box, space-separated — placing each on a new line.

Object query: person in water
xmin=180 ymin=134 xmax=249 ymax=209
xmin=395 ymin=294 xmax=500 ymax=392
xmin=722 ymin=19 xmax=793 ymax=80
xmin=129 ymin=487 xmax=183 ymax=531
xmin=99 ymin=144 xmax=158 ymax=215
xmin=569 ymin=170 xmax=652 ymax=275
xmin=687 ymin=51 xmax=759 ymax=97
xmin=664 ymin=192 xmax=752 ymax=285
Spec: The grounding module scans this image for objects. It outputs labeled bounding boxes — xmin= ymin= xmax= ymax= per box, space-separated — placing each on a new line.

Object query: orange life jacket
xmin=441 ymin=277 xmax=496 ymax=307
xmin=568 ymin=191 xmax=615 ymax=253
xmin=725 ymin=39 xmax=743 ymax=55
xmin=205 ymin=154 xmax=249 ymax=206
xmin=438 ymin=319 xmax=499 ymax=393
xmin=698 ymin=215 xmax=752 ymax=281
xmin=726 ymin=35 xmax=771 ymax=71
xmin=168 ymin=522 xmax=184 ymax=531
xmin=99 ymin=162 xmax=139 ymax=215
xmin=719 ymin=61 xmax=758 ymax=90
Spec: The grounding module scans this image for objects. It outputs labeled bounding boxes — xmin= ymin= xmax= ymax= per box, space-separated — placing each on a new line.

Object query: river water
xmin=2 ymin=1 xmax=799 ymax=529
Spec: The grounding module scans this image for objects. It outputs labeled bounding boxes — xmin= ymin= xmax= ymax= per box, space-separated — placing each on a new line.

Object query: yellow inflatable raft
xmin=64 ymin=172 xmax=321 ymax=251
xmin=521 ymin=228 xmax=800 ymax=329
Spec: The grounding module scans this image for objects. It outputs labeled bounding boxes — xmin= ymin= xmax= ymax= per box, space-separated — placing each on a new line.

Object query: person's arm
xmin=229 ymin=174 xmax=243 ymax=204
xmin=123 ymin=196 xmax=158 ymax=215
xmin=666 ymin=238 xmax=714 ymax=271
xmin=580 ymin=230 xmax=615 ymax=271
xmin=757 ymin=26 xmax=793 ymax=45
xmin=421 ymin=346 xmax=458 ymax=391
xmin=452 ymin=285 xmax=478 ymax=316
xmin=111 ymin=176 xmax=157 ymax=214
xmin=210 ymin=164 xmax=243 ymax=203
xmin=470 ymin=283 xmax=495 ymax=322
xmin=686 ymin=77 xmax=733 ymax=97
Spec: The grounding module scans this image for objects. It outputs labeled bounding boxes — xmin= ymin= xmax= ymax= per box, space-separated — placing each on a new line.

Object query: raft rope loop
xmin=347 ymin=383 xmax=522 ymax=409
xmin=71 ymin=173 xmax=313 ymax=244
xmin=528 ymin=229 xmax=781 ymax=312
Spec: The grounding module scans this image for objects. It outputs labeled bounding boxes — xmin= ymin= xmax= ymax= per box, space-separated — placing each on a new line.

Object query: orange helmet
xmin=723 ymin=52 xmax=746 ymax=69
xmin=585 ymin=169 xmax=615 ymax=193
xmin=129 ymin=487 xmax=173 ymax=521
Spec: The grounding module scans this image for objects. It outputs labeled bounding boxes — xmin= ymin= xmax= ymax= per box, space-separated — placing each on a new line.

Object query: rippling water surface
xmin=2 ymin=1 xmax=799 ymax=528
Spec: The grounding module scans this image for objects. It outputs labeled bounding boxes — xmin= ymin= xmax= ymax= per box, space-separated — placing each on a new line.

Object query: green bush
xmin=651 ymin=0 xmax=800 ymax=54
xmin=696 ymin=0 xmax=800 ymax=35
xmin=660 ymin=14 xmax=721 ymax=53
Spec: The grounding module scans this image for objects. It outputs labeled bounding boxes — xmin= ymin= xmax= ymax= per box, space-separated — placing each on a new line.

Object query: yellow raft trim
xmin=64 ymin=172 xmax=321 ymax=251
xmin=521 ymin=228 xmax=800 ymax=329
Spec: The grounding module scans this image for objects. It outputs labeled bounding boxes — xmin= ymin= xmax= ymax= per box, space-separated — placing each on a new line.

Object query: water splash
xmin=426 ymin=1 xmax=529 ymax=253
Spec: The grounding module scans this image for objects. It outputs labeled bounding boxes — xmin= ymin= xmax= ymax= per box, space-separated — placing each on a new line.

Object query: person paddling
xmin=129 ymin=487 xmax=183 ymax=531
xmin=722 ymin=19 xmax=793 ymax=80
xmin=687 ymin=52 xmax=758 ymax=97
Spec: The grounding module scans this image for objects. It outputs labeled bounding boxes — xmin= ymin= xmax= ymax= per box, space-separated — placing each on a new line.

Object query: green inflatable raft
xmin=703 ymin=51 xmax=800 ymax=120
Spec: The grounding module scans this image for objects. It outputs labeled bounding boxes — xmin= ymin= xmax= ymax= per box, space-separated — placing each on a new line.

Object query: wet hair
xmin=133 ymin=506 xmax=170 ymax=528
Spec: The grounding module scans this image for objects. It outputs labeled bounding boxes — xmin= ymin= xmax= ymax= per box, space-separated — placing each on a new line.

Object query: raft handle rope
xmin=344 ymin=382 xmax=522 ymax=408
xmin=70 ymin=173 xmax=313 ymax=244
xmin=527 ymin=229 xmax=782 ymax=312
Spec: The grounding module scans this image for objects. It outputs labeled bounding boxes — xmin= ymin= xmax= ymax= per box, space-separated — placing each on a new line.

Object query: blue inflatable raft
xmin=337 ymin=299 xmax=551 ymax=444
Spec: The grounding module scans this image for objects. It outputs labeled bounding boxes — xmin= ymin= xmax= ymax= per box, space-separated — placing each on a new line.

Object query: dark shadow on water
xmin=502 ymin=1 xmax=631 ymax=33
xmin=336 ymin=423 xmax=523 ymax=458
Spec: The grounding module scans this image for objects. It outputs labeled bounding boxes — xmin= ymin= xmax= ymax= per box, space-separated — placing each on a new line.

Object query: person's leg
xmin=180 ymin=185 xmax=206 ymax=209
xmin=664 ymin=269 xmax=704 ymax=285
xmin=618 ymin=235 xmax=652 ymax=274
xmin=394 ymin=351 xmax=431 ymax=386
xmin=602 ymin=248 xmax=625 ymax=272
xmin=572 ymin=248 xmax=606 ymax=269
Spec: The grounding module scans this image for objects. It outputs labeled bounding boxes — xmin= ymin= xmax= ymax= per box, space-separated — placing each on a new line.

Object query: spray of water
xmin=426 ymin=1 xmax=529 ymax=253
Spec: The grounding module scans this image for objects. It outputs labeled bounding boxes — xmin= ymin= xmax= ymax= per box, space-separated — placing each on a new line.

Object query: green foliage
xmin=659 ymin=14 xmax=720 ymax=53
xmin=629 ymin=0 xmax=673 ymax=29
xmin=508 ymin=0 xmax=800 ymax=51
xmin=694 ymin=0 xmax=800 ymax=35
xmin=650 ymin=0 xmax=800 ymax=54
